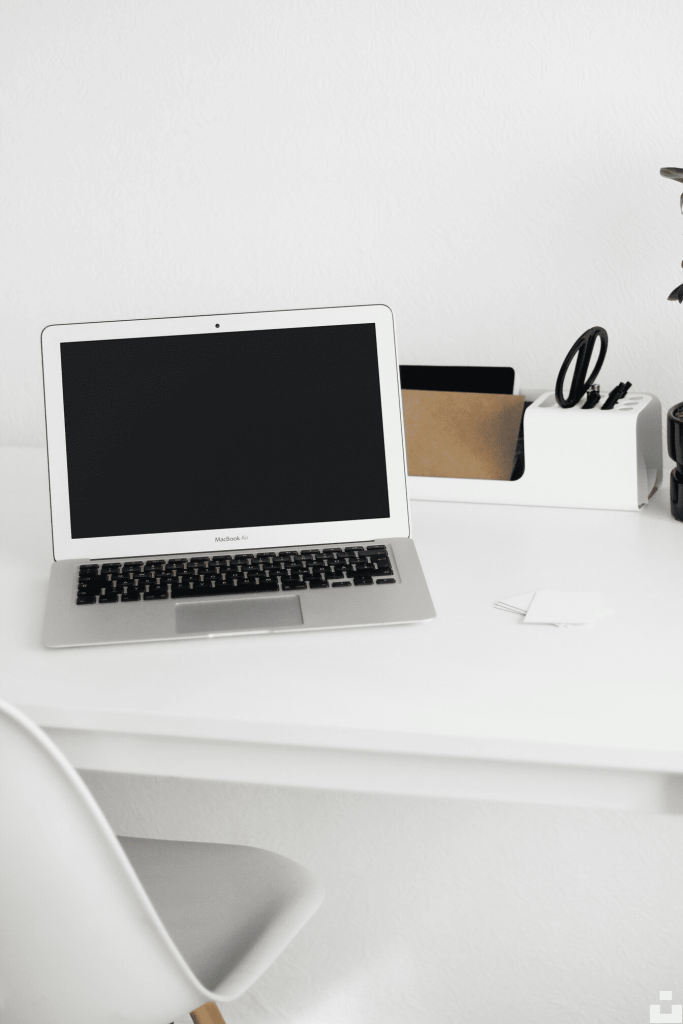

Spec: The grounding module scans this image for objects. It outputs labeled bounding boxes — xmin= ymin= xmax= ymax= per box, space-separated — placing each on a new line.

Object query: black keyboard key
xmin=256 ymin=552 xmax=276 ymax=559
xmin=331 ymin=581 xmax=352 ymax=588
xmin=309 ymin=579 xmax=328 ymax=588
xmin=234 ymin=581 xmax=279 ymax=594
xmin=123 ymin=561 xmax=144 ymax=568
xmin=324 ymin=572 xmax=344 ymax=580
xmin=367 ymin=544 xmax=387 ymax=551
xmin=207 ymin=583 xmax=233 ymax=595
xmin=301 ymin=549 xmax=320 ymax=554
xmin=144 ymin=590 xmax=168 ymax=600
xmin=369 ymin=567 xmax=394 ymax=576
xmin=76 ymin=595 xmax=97 ymax=604
xmin=179 ymin=585 xmax=215 ymax=597
xmin=99 ymin=593 xmax=119 ymax=603
xmin=102 ymin=562 xmax=122 ymax=570
xmin=121 ymin=591 xmax=142 ymax=601
xmin=353 ymin=577 xmax=374 ymax=586
xmin=323 ymin=548 xmax=343 ymax=553
xmin=282 ymin=581 xmax=306 ymax=590
xmin=344 ymin=546 xmax=365 ymax=552
xmin=82 ymin=581 xmax=104 ymax=594
xmin=376 ymin=578 xmax=396 ymax=584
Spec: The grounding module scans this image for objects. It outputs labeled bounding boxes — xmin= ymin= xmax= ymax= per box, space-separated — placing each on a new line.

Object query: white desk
xmin=3 ymin=445 xmax=683 ymax=813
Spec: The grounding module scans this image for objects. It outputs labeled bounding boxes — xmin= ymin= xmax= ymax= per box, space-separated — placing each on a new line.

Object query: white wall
xmin=5 ymin=2 xmax=683 ymax=1020
xmin=83 ymin=770 xmax=683 ymax=1024
xmin=3 ymin=0 xmax=683 ymax=444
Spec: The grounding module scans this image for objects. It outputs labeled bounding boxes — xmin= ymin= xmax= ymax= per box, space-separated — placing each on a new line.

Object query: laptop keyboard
xmin=76 ymin=546 xmax=396 ymax=604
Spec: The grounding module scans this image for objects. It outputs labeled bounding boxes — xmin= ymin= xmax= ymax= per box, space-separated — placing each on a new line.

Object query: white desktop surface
xmin=2 ymin=445 xmax=682 ymax=812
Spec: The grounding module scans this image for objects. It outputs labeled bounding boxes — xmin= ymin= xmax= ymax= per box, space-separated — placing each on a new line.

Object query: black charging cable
xmin=601 ymin=381 xmax=632 ymax=410
xmin=582 ymin=386 xmax=601 ymax=410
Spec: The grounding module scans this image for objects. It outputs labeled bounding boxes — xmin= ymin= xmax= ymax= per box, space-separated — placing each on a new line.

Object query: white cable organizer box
xmin=407 ymin=391 xmax=663 ymax=512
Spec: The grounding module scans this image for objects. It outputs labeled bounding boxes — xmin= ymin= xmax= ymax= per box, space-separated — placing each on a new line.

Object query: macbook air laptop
xmin=41 ymin=304 xmax=435 ymax=647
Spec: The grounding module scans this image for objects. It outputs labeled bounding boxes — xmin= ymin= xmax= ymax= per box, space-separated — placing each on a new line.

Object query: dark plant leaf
xmin=661 ymin=167 xmax=683 ymax=183
xmin=667 ymin=283 xmax=683 ymax=302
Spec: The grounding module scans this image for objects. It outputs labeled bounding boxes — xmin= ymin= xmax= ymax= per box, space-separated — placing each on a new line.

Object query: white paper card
xmin=524 ymin=590 xmax=601 ymax=625
xmin=495 ymin=592 xmax=535 ymax=614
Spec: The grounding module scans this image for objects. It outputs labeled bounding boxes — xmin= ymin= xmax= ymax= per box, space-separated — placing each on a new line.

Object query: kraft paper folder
xmin=399 ymin=365 xmax=524 ymax=481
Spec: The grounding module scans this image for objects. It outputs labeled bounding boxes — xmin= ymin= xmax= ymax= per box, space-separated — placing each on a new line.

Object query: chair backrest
xmin=0 ymin=700 xmax=206 ymax=1024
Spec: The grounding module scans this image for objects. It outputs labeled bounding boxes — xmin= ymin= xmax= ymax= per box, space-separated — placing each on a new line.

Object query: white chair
xmin=0 ymin=700 xmax=324 ymax=1024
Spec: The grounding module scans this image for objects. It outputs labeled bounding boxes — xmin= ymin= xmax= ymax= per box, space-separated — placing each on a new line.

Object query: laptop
xmin=41 ymin=304 xmax=435 ymax=648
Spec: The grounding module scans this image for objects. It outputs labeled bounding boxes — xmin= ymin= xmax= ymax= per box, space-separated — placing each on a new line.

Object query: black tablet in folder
xmin=399 ymin=365 xmax=515 ymax=395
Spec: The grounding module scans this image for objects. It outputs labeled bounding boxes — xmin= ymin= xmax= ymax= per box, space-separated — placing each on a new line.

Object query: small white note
xmin=495 ymin=592 xmax=535 ymax=614
xmin=524 ymin=590 xmax=601 ymax=626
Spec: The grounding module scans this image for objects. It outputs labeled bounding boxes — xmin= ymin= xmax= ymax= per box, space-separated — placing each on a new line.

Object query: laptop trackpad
xmin=175 ymin=595 xmax=303 ymax=635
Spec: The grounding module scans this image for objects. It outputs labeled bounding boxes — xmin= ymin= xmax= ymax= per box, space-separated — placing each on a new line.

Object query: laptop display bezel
xmin=42 ymin=304 xmax=411 ymax=561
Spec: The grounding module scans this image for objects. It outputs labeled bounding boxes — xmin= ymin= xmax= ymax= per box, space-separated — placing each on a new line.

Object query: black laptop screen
xmin=60 ymin=323 xmax=390 ymax=540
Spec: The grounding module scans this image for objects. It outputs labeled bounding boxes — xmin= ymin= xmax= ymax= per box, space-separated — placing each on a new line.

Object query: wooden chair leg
xmin=190 ymin=1002 xmax=227 ymax=1024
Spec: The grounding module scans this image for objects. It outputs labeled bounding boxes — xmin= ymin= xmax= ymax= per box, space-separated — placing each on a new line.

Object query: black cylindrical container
xmin=667 ymin=404 xmax=683 ymax=520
